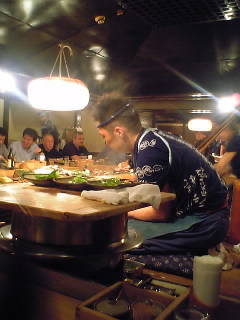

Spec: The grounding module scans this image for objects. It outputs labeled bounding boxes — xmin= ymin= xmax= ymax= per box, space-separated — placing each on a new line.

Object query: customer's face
xmin=42 ymin=135 xmax=54 ymax=151
xmin=22 ymin=134 xmax=34 ymax=149
xmin=0 ymin=135 xmax=6 ymax=146
xmin=73 ymin=134 xmax=84 ymax=148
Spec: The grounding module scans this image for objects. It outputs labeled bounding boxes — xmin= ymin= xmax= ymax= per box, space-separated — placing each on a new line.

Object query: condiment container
xmin=131 ymin=299 xmax=165 ymax=319
xmin=94 ymin=297 xmax=130 ymax=318
xmin=76 ymin=280 xmax=190 ymax=320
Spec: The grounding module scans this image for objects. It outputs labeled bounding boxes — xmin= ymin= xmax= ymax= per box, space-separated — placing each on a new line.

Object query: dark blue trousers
xmin=129 ymin=208 xmax=230 ymax=255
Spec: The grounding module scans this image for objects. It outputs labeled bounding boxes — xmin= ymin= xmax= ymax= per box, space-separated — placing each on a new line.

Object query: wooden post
xmin=228 ymin=179 xmax=240 ymax=244
xmin=3 ymin=98 xmax=10 ymax=147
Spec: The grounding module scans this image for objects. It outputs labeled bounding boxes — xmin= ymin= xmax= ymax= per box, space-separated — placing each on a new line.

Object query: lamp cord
xmin=50 ymin=43 xmax=73 ymax=78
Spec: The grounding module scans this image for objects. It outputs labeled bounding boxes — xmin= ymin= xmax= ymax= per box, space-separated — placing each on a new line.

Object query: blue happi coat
xmin=128 ymin=129 xmax=228 ymax=240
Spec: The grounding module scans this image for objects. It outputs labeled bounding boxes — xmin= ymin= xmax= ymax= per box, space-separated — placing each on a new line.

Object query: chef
xmin=91 ymin=92 xmax=229 ymax=255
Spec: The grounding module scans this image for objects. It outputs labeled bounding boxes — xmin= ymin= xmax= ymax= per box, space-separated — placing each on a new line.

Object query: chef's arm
xmin=128 ymin=202 xmax=172 ymax=221
xmin=128 ymin=182 xmax=173 ymax=222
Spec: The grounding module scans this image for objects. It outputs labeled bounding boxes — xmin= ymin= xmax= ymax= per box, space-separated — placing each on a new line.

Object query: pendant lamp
xmin=188 ymin=118 xmax=212 ymax=131
xmin=27 ymin=44 xmax=90 ymax=111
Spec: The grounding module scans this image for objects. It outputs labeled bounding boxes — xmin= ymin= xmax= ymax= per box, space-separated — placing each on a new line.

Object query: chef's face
xmin=22 ymin=134 xmax=34 ymax=149
xmin=98 ymin=126 xmax=129 ymax=153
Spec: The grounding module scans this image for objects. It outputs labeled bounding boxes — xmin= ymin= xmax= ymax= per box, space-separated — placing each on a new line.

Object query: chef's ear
xmin=114 ymin=126 xmax=125 ymax=137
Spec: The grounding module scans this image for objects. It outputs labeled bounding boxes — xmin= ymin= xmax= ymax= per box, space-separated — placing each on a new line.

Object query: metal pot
xmin=11 ymin=211 xmax=128 ymax=246
xmin=0 ymin=225 xmax=143 ymax=274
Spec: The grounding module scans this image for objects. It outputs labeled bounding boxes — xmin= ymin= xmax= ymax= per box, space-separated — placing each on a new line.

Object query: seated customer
xmin=195 ymin=131 xmax=218 ymax=164
xmin=92 ymin=92 xmax=229 ymax=255
xmin=214 ymin=120 xmax=240 ymax=178
xmin=9 ymin=128 xmax=41 ymax=162
xmin=38 ymin=133 xmax=62 ymax=162
xmin=62 ymin=131 xmax=89 ymax=160
xmin=0 ymin=127 xmax=8 ymax=162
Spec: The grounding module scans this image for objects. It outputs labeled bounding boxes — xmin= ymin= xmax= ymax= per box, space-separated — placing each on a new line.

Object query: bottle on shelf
xmin=7 ymin=148 xmax=15 ymax=169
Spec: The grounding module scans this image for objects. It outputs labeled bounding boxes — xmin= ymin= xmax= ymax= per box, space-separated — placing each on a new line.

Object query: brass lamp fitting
xmin=95 ymin=16 xmax=106 ymax=24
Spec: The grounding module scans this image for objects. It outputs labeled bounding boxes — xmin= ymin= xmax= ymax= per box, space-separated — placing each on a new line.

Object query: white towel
xmin=81 ymin=190 xmax=129 ymax=205
xmin=126 ymin=184 xmax=161 ymax=209
xmin=81 ymin=183 xmax=161 ymax=208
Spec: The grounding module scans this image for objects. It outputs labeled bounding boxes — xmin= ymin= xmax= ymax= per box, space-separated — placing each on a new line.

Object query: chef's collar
xmin=132 ymin=127 xmax=145 ymax=169
xmin=96 ymin=103 xmax=131 ymax=128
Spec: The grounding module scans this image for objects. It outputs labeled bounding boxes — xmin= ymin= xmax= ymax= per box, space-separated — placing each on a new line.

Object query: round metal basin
xmin=10 ymin=211 xmax=128 ymax=246
xmin=0 ymin=225 xmax=143 ymax=274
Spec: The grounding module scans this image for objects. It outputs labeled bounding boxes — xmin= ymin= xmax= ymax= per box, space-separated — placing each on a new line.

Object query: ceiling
xmin=1 ymin=0 xmax=240 ymax=99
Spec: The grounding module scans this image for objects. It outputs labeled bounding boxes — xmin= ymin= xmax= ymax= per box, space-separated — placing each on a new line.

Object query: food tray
xmin=76 ymin=280 xmax=189 ymax=320
xmin=23 ymin=174 xmax=58 ymax=187
xmin=54 ymin=177 xmax=90 ymax=191
xmin=86 ymin=179 xmax=139 ymax=190
xmin=54 ymin=177 xmax=139 ymax=191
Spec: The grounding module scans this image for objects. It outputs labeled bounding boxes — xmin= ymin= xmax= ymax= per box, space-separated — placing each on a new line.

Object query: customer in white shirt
xmin=9 ymin=128 xmax=41 ymax=162
xmin=0 ymin=127 xmax=8 ymax=161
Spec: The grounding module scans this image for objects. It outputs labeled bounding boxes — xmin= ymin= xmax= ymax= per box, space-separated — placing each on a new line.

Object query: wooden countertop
xmin=0 ymin=183 xmax=176 ymax=222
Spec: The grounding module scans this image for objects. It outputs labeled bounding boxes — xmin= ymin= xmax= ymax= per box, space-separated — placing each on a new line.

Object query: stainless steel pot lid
xmin=0 ymin=225 xmax=143 ymax=262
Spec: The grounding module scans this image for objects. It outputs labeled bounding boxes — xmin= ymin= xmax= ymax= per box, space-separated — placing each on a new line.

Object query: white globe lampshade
xmin=28 ymin=77 xmax=90 ymax=111
xmin=188 ymin=118 xmax=212 ymax=131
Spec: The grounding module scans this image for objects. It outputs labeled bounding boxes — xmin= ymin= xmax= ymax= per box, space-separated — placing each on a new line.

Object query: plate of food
xmin=23 ymin=174 xmax=58 ymax=187
xmin=86 ymin=177 xmax=139 ymax=190
xmin=54 ymin=175 xmax=90 ymax=191
xmin=23 ymin=169 xmax=60 ymax=187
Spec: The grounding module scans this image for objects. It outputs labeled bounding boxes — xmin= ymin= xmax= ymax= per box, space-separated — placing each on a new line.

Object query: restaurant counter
xmin=1 ymin=242 xmax=239 ymax=320
xmin=0 ymin=165 xmax=238 ymax=319
xmin=0 ymin=179 xmax=176 ymax=320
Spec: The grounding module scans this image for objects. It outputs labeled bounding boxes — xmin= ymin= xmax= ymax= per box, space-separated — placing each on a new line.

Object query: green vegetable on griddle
xmin=34 ymin=169 xmax=59 ymax=180
xmin=100 ymin=177 xmax=121 ymax=186
xmin=71 ymin=175 xmax=87 ymax=183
